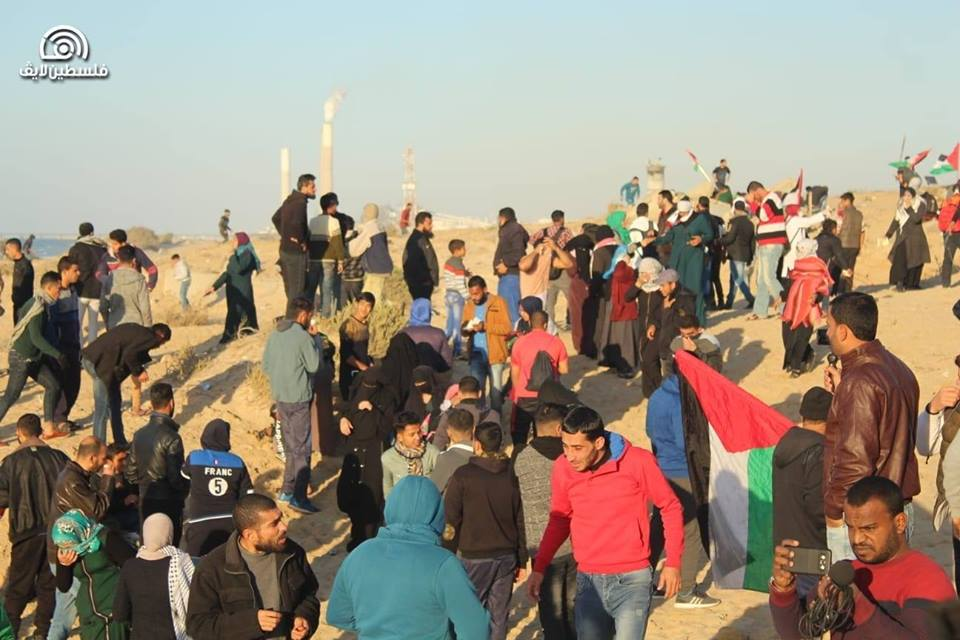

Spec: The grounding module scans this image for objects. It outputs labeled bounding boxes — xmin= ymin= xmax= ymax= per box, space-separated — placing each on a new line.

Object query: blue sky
xmin=2 ymin=1 xmax=958 ymax=234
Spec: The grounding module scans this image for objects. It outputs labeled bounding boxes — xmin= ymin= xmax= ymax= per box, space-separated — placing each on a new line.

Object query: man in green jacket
xmin=0 ymin=271 xmax=67 ymax=439
xmin=263 ymin=297 xmax=320 ymax=514
xmin=644 ymin=200 xmax=715 ymax=325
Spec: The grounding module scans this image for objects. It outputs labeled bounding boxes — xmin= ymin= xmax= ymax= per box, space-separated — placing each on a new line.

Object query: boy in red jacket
xmin=527 ymin=406 xmax=684 ymax=639
xmin=938 ymin=184 xmax=960 ymax=287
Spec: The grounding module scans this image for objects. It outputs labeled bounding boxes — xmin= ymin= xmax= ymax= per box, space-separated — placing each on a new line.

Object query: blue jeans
xmin=178 ymin=279 xmax=191 ymax=309
xmin=306 ymin=261 xmax=342 ymax=318
xmin=469 ymin=351 xmax=505 ymax=413
xmin=726 ymin=260 xmax=755 ymax=307
xmin=575 ymin=568 xmax=653 ymax=639
xmin=444 ymin=291 xmax=465 ymax=356
xmin=82 ymin=358 xmax=125 ymax=444
xmin=752 ymin=244 xmax=783 ymax=317
xmin=47 ymin=563 xmax=79 ymax=640
xmin=498 ymin=274 xmax=521 ymax=326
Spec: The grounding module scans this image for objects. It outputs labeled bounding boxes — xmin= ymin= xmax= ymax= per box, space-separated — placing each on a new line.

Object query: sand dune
xmin=1 ymin=189 xmax=957 ymax=639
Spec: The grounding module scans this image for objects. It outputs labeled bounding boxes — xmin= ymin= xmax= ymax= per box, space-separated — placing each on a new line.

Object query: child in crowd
xmin=443 ymin=239 xmax=470 ymax=358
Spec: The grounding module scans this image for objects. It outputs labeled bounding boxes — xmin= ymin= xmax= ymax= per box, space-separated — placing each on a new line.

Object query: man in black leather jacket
xmin=0 ymin=413 xmax=68 ymax=637
xmin=125 ymin=382 xmax=187 ymax=545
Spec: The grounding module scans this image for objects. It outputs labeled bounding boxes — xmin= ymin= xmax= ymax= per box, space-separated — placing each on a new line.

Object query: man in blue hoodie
xmin=327 ymin=475 xmax=490 ymax=640
xmin=263 ymin=297 xmax=320 ymax=514
xmin=646 ymin=374 xmax=720 ymax=609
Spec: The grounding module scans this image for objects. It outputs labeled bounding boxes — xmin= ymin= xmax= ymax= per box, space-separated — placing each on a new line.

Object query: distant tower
xmin=402 ymin=147 xmax=417 ymax=215
xmin=320 ymin=89 xmax=346 ymax=194
xmin=279 ymin=147 xmax=290 ymax=206
xmin=646 ymin=158 xmax=666 ymax=196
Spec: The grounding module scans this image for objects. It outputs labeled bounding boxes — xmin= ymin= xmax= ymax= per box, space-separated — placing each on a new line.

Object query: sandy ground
xmin=1 ymin=189 xmax=957 ymax=639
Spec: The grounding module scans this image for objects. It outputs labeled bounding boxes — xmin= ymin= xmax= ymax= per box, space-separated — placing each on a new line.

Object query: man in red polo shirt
xmin=509 ymin=310 xmax=568 ymax=445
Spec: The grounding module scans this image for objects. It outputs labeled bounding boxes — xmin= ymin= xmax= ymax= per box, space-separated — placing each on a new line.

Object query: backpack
xmin=921 ymin=192 xmax=939 ymax=222
xmin=526 ymin=350 xmax=558 ymax=392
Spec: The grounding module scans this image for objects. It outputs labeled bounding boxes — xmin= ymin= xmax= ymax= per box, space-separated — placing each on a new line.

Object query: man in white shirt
xmin=171 ymin=254 xmax=191 ymax=310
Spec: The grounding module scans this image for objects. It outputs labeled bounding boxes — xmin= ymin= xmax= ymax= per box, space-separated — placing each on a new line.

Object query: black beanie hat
xmin=800 ymin=387 xmax=833 ymax=422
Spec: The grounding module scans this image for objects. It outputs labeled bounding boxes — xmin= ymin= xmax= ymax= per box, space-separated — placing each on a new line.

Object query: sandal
xmin=745 ymin=314 xmax=760 ymax=321
xmin=42 ymin=428 xmax=70 ymax=441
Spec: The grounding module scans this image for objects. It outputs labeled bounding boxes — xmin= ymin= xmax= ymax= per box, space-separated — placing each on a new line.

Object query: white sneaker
xmin=674 ymin=591 xmax=720 ymax=609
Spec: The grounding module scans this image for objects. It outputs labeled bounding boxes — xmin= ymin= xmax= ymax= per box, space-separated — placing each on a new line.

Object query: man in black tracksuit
xmin=182 ymin=419 xmax=254 ymax=557
xmin=444 ymin=422 xmax=527 ymax=640
xmin=772 ymin=387 xmax=831 ymax=600
xmin=0 ymin=414 xmax=68 ymax=637
xmin=125 ymin=382 xmax=188 ymax=545
xmin=272 ymin=174 xmax=317 ymax=316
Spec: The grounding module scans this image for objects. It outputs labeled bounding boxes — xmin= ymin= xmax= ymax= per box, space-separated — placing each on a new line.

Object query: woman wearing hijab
xmin=401 ymin=298 xmax=453 ymax=372
xmin=113 ymin=514 xmax=195 ymax=640
xmin=514 ymin=295 xmax=559 ymax=337
xmin=631 ymin=258 xmax=666 ymax=397
xmin=205 ymin=231 xmax=261 ymax=344
xmin=337 ymin=368 xmax=393 ymax=550
xmin=597 ymin=258 xmax=643 ymax=379
xmin=52 ymin=510 xmax=134 ymax=640
xmin=781 ymin=238 xmax=833 ymax=377
xmin=377 ymin=332 xmax=421 ymax=413
xmin=589 ymin=226 xmax=620 ymax=362
xmin=606 ymin=210 xmax=631 ymax=245
xmin=347 ymin=203 xmax=393 ymax=302
xmin=181 ymin=419 xmax=254 ymax=557
xmin=404 ymin=365 xmax=443 ymax=437
xmin=885 ymin=186 xmax=931 ymax=291
xmin=309 ymin=313 xmax=338 ymax=457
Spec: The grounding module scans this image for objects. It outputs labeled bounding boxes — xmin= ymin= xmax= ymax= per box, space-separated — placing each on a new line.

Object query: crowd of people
xmin=1 ymin=169 xmax=960 ymax=639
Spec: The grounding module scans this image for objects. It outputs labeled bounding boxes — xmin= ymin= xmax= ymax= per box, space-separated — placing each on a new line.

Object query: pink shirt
xmin=510 ymin=329 xmax=568 ymax=400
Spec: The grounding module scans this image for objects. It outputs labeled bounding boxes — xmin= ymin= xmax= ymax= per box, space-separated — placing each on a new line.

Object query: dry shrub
xmin=163 ymin=305 xmax=210 ymax=327
xmin=165 ymin=345 xmax=211 ymax=382
xmin=312 ymin=294 xmax=409 ymax=358
xmin=126 ymin=227 xmax=162 ymax=250
xmin=243 ymin=361 xmax=272 ymax=401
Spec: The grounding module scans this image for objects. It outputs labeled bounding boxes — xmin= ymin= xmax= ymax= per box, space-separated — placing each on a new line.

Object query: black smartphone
xmin=787 ymin=547 xmax=832 ymax=575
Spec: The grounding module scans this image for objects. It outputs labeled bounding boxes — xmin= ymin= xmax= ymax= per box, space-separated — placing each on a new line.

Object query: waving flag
xmin=931 ymin=144 xmax=959 ymax=175
xmin=686 ymin=149 xmax=714 ymax=184
xmin=676 ymin=351 xmax=792 ymax=592
xmin=889 ymin=148 xmax=931 ymax=170
xmin=782 ymin=169 xmax=804 ymax=216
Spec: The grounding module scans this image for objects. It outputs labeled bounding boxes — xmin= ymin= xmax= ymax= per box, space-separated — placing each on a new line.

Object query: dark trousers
xmin=141 ymin=497 xmax=184 ymax=547
xmin=341 ymin=280 xmax=364 ymax=305
xmin=539 ymin=554 xmax=578 ymax=640
xmin=782 ymin=322 xmax=814 ymax=373
xmin=183 ymin=517 xmax=232 ymax=557
xmin=943 ymin=234 xmax=960 ymax=287
xmin=279 ymin=250 xmax=308 ymax=315
xmin=461 ymin=555 xmax=517 ymax=640
xmin=279 ymin=400 xmax=312 ymax=502
xmin=953 ymin=536 xmax=960 ymax=594
xmin=406 ymin=282 xmax=434 ymax=300
xmin=837 ymin=248 xmax=859 ymax=294
xmin=0 ymin=350 xmax=61 ymax=424
xmin=222 ymin=291 xmax=259 ymax=342
xmin=53 ymin=348 xmax=82 ymax=424
xmin=511 ymin=397 xmax=539 ymax=446
xmin=649 ymin=476 xmax=710 ymax=593
xmin=5 ymin=534 xmax=56 ymax=637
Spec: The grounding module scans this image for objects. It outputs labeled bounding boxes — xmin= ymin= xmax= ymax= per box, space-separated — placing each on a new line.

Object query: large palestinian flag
xmin=675 ymin=351 xmax=793 ymax=592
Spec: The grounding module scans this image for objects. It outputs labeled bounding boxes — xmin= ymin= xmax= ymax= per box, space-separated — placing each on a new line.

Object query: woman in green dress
xmin=52 ymin=510 xmax=134 ymax=640
xmin=205 ymin=231 xmax=261 ymax=344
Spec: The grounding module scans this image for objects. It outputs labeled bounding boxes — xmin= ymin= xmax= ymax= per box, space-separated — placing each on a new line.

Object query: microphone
xmin=799 ymin=560 xmax=856 ymax=637
xmin=827 ymin=353 xmax=839 ymax=367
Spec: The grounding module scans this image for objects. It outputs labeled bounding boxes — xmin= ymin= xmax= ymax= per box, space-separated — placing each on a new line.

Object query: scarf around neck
xmin=395 ymin=441 xmax=427 ymax=476
xmin=10 ymin=291 xmax=56 ymax=344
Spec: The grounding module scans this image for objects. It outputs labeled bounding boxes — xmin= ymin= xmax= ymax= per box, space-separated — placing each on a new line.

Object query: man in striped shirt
xmin=444 ymin=239 xmax=470 ymax=358
xmin=747 ymin=181 xmax=787 ymax=319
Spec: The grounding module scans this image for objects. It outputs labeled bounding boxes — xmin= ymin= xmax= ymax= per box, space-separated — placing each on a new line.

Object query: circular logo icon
xmin=208 ymin=477 xmax=228 ymax=497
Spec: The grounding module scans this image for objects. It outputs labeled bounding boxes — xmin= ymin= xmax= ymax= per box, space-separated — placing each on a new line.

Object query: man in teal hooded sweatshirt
xmin=327 ymin=475 xmax=490 ymax=640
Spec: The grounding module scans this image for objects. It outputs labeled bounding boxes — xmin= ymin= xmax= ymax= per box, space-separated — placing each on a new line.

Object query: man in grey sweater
xmin=430 ymin=408 xmax=475 ymax=493
xmin=263 ymin=297 xmax=320 ymax=514
xmin=513 ymin=403 xmax=576 ymax=638
xmin=100 ymin=245 xmax=152 ymax=330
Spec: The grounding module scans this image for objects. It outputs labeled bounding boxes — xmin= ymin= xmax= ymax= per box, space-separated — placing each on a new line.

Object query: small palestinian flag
xmin=931 ymin=143 xmax=959 ymax=175
xmin=686 ymin=149 xmax=713 ymax=184
xmin=676 ymin=350 xmax=793 ymax=592
xmin=890 ymin=148 xmax=931 ymax=170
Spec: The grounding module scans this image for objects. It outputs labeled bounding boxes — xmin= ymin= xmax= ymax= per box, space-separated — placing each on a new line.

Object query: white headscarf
xmin=137 ymin=514 xmax=195 ymax=640
xmin=795 ymin=238 xmax=819 ymax=259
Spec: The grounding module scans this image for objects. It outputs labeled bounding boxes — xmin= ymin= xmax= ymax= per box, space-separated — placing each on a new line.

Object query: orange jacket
xmin=463 ymin=294 xmax=512 ymax=364
xmin=938 ymin=194 xmax=960 ymax=234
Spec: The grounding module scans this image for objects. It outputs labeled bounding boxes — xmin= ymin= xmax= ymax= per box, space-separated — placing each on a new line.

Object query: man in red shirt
xmin=527 ymin=406 xmax=684 ymax=639
xmin=509 ymin=311 xmax=568 ymax=445
xmin=770 ymin=476 xmax=955 ymax=639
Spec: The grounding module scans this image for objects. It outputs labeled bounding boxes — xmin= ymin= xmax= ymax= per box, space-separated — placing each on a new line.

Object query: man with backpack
xmin=530 ymin=210 xmax=574 ymax=330
xmin=509 ymin=311 xmax=568 ymax=446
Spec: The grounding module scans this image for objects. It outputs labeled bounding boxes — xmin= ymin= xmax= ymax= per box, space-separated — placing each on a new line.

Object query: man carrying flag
xmin=712 ymin=159 xmax=731 ymax=197
xmin=675 ymin=349 xmax=793 ymax=591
